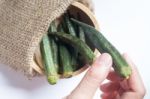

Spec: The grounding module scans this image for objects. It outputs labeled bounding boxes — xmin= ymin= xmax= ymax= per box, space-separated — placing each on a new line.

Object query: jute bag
xmin=0 ymin=0 xmax=93 ymax=77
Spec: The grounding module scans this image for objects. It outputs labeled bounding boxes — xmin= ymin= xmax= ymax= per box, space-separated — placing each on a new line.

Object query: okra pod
xmin=64 ymin=14 xmax=78 ymax=70
xmin=48 ymin=21 xmax=59 ymax=71
xmin=40 ymin=35 xmax=59 ymax=84
xmin=57 ymin=24 xmax=74 ymax=77
xmin=71 ymin=18 xmax=132 ymax=79
xmin=49 ymin=32 xmax=95 ymax=65
xmin=77 ymin=12 xmax=86 ymax=42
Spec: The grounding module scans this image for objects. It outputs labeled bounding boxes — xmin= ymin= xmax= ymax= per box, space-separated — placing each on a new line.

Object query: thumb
xmin=68 ymin=53 xmax=112 ymax=99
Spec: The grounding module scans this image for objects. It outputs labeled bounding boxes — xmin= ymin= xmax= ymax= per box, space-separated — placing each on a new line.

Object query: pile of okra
xmin=40 ymin=12 xmax=132 ymax=85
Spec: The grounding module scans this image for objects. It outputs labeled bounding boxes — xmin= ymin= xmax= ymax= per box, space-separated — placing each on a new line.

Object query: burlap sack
xmin=0 ymin=0 xmax=93 ymax=77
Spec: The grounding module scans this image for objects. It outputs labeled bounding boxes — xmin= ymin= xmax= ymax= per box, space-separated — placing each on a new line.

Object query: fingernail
xmin=95 ymin=53 xmax=112 ymax=67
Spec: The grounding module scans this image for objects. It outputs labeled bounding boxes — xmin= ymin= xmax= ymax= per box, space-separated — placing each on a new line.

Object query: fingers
xmin=100 ymin=82 xmax=120 ymax=93
xmin=123 ymin=53 xmax=146 ymax=97
xmin=107 ymin=70 xmax=123 ymax=82
xmin=101 ymin=53 xmax=146 ymax=99
xmin=100 ymin=81 xmax=125 ymax=97
xmin=68 ymin=53 xmax=112 ymax=99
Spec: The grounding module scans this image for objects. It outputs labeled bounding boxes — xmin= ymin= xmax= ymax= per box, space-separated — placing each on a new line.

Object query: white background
xmin=0 ymin=0 xmax=150 ymax=99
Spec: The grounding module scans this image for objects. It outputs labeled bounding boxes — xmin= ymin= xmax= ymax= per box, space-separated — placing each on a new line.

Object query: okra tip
xmin=63 ymin=72 xmax=73 ymax=78
xmin=47 ymin=75 xmax=59 ymax=85
xmin=120 ymin=66 xmax=132 ymax=79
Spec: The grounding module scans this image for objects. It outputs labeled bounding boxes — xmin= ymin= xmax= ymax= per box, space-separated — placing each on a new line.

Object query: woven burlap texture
xmin=0 ymin=0 xmax=93 ymax=77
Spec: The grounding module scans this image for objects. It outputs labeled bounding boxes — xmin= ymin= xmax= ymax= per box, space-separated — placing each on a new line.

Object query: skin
xmin=65 ymin=53 xmax=146 ymax=99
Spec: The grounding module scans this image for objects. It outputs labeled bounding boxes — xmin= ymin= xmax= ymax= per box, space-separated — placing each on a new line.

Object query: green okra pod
xmin=71 ymin=18 xmax=132 ymax=79
xmin=49 ymin=32 xmax=95 ymax=65
xmin=64 ymin=14 xmax=78 ymax=70
xmin=40 ymin=34 xmax=59 ymax=85
xmin=57 ymin=24 xmax=74 ymax=77
xmin=48 ymin=21 xmax=59 ymax=71
xmin=77 ymin=12 xmax=86 ymax=42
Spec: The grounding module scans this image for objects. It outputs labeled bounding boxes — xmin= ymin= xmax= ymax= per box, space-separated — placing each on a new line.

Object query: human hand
xmin=100 ymin=54 xmax=146 ymax=99
xmin=66 ymin=53 xmax=145 ymax=99
xmin=66 ymin=53 xmax=112 ymax=99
